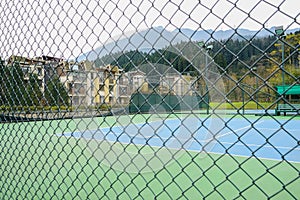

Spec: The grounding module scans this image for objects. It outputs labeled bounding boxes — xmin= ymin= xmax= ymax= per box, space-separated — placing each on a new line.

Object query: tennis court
xmin=1 ymin=0 xmax=300 ymax=199
xmin=60 ymin=114 xmax=300 ymax=163
xmin=0 ymin=114 xmax=300 ymax=199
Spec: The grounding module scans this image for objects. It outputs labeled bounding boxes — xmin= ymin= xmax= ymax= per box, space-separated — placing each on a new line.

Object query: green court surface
xmin=0 ymin=115 xmax=299 ymax=199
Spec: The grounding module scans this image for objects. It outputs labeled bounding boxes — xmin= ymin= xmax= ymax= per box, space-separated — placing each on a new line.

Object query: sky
xmin=0 ymin=0 xmax=299 ymax=59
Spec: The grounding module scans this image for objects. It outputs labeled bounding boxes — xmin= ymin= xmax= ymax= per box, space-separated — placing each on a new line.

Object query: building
xmin=59 ymin=60 xmax=95 ymax=107
xmin=7 ymin=55 xmax=44 ymax=91
xmin=93 ymin=65 xmax=123 ymax=106
xmin=7 ymin=55 xmax=64 ymax=93
xmin=5 ymin=55 xmax=201 ymax=108
xmin=118 ymin=70 xmax=148 ymax=104
xmin=61 ymin=63 xmax=124 ymax=107
xmin=159 ymin=73 xmax=196 ymax=96
xmin=117 ymin=70 xmax=199 ymax=104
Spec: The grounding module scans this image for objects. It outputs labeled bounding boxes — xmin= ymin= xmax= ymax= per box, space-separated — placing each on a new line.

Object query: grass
xmin=210 ymin=101 xmax=275 ymax=110
xmin=0 ymin=117 xmax=299 ymax=199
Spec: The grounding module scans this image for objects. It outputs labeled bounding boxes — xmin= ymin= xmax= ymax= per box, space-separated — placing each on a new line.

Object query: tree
xmin=0 ymin=58 xmax=7 ymax=105
xmin=26 ymin=74 xmax=43 ymax=106
xmin=44 ymin=76 xmax=69 ymax=106
xmin=269 ymin=31 xmax=300 ymax=86
xmin=2 ymin=62 xmax=28 ymax=106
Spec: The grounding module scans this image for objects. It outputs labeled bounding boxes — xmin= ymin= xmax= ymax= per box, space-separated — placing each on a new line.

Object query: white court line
xmin=256 ymin=128 xmax=300 ymax=132
xmin=61 ymin=124 xmax=300 ymax=163
xmin=132 ymin=119 xmax=300 ymax=151
xmin=206 ymin=120 xmax=266 ymax=141
xmin=64 ymin=119 xmax=300 ymax=152
xmin=210 ymin=141 xmax=300 ymax=151
xmin=154 ymin=137 xmax=300 ymax=151
xmin=201 ymin=151 xmax=300 ymax=164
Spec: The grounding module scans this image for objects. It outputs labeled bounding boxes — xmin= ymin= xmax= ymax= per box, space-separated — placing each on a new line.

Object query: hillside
xmin=77 ymin=26 xmax=300 ymax=61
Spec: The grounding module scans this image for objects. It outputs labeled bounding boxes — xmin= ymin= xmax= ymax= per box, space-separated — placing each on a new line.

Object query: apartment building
xmin=5 ymin=55 xmax=199 ymax=108
xmin=59 ymin=60 xmax=94 ymax=107
xmin=93 ymin=65 xmax=124 ymax=106
xmin=118 ymin=70 xmax=148 ymax=104
xmin=7 ymin=55 xmax=64 ymax=93
xmin=159 ymin=73 xmax=196 ymax=96
xmin=61 ymin=63 xmax=123 ymax=107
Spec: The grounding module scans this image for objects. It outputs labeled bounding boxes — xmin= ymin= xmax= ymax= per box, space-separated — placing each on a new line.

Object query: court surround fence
xmin=0 ymin=0 xmax=300 ymax=199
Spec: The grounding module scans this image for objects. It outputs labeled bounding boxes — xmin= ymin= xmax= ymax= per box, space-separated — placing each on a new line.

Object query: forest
xmin=96 ymin=31 xmax=300 ymax=103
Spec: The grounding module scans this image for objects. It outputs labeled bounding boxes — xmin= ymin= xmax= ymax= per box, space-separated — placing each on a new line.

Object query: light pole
xmin=252 ymin=66 xmax=259 ymax=109
xmin=275 ymin=26 xmax=285 ymax=88
xmin=199 ymin=42 xmax=213 ymax=114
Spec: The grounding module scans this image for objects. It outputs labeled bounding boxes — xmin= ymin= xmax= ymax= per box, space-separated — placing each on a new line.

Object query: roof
xmin=275 ymin=85 xmax=300 ymax=95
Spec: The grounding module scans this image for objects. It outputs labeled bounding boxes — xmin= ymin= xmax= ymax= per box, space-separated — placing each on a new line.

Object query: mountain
xmin=77 ymin=26 xmax=300 ymax=61
xmin=78 ymin=26 xmax=182 ymax=61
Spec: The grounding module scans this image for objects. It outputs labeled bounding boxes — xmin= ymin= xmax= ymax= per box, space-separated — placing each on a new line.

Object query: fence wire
xmin=0 ymin=0 xmax=300 ymax=199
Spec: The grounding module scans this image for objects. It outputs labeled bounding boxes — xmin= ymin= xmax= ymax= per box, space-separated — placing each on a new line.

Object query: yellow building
xmin=61 ymin=62 xmax=124 ymax=107
xmin=93 ymin=65 xmax=122 ymax=105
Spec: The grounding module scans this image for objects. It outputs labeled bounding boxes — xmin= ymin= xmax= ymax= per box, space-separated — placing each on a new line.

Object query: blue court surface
xmin=60 ymin=116 xmax=300 ymax=163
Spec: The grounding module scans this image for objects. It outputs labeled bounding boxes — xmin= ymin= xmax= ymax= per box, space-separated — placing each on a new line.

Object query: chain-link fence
xmin=0 ymin=0 xmax=300 ymax=199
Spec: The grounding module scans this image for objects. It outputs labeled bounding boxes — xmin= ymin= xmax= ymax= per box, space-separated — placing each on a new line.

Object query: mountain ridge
xmin=78 ymin=26 xmax=300 ymax=61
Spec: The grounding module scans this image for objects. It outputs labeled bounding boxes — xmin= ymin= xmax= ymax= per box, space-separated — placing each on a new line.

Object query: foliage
xmin=0 ymin=60 xmax=70 ymax=107
xmin=26 ymin=74 xmax=43 ymax=106
xmin=97 ymin=36 xmax=279 ymax=76
xmin=100 ymin=32 xmax=300 ymax=103
xmin=0 ymin=62 xmax=27 ymax=106
xmin=268 ymin=64 xmax=300 ymax=86
xmin=44 ymin=76 xmax=70 ymax=106
xmin=268 ymin=31 xmax=300 ymax=86
xmin=0 ymin=105 xmax=72 ymax=112
xmin=210 ymin=101 xmax=275 ymax=110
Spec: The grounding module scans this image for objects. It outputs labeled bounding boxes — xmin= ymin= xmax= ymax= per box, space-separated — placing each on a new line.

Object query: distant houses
xmin=7 ymin=55 xmax=65 ymax=93
xmin=3 ymin=55 xmax=200 ymax=108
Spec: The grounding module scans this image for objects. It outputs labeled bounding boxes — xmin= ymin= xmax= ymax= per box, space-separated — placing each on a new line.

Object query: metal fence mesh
xmin=0 ymin=0 xmax=300 ymax=199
